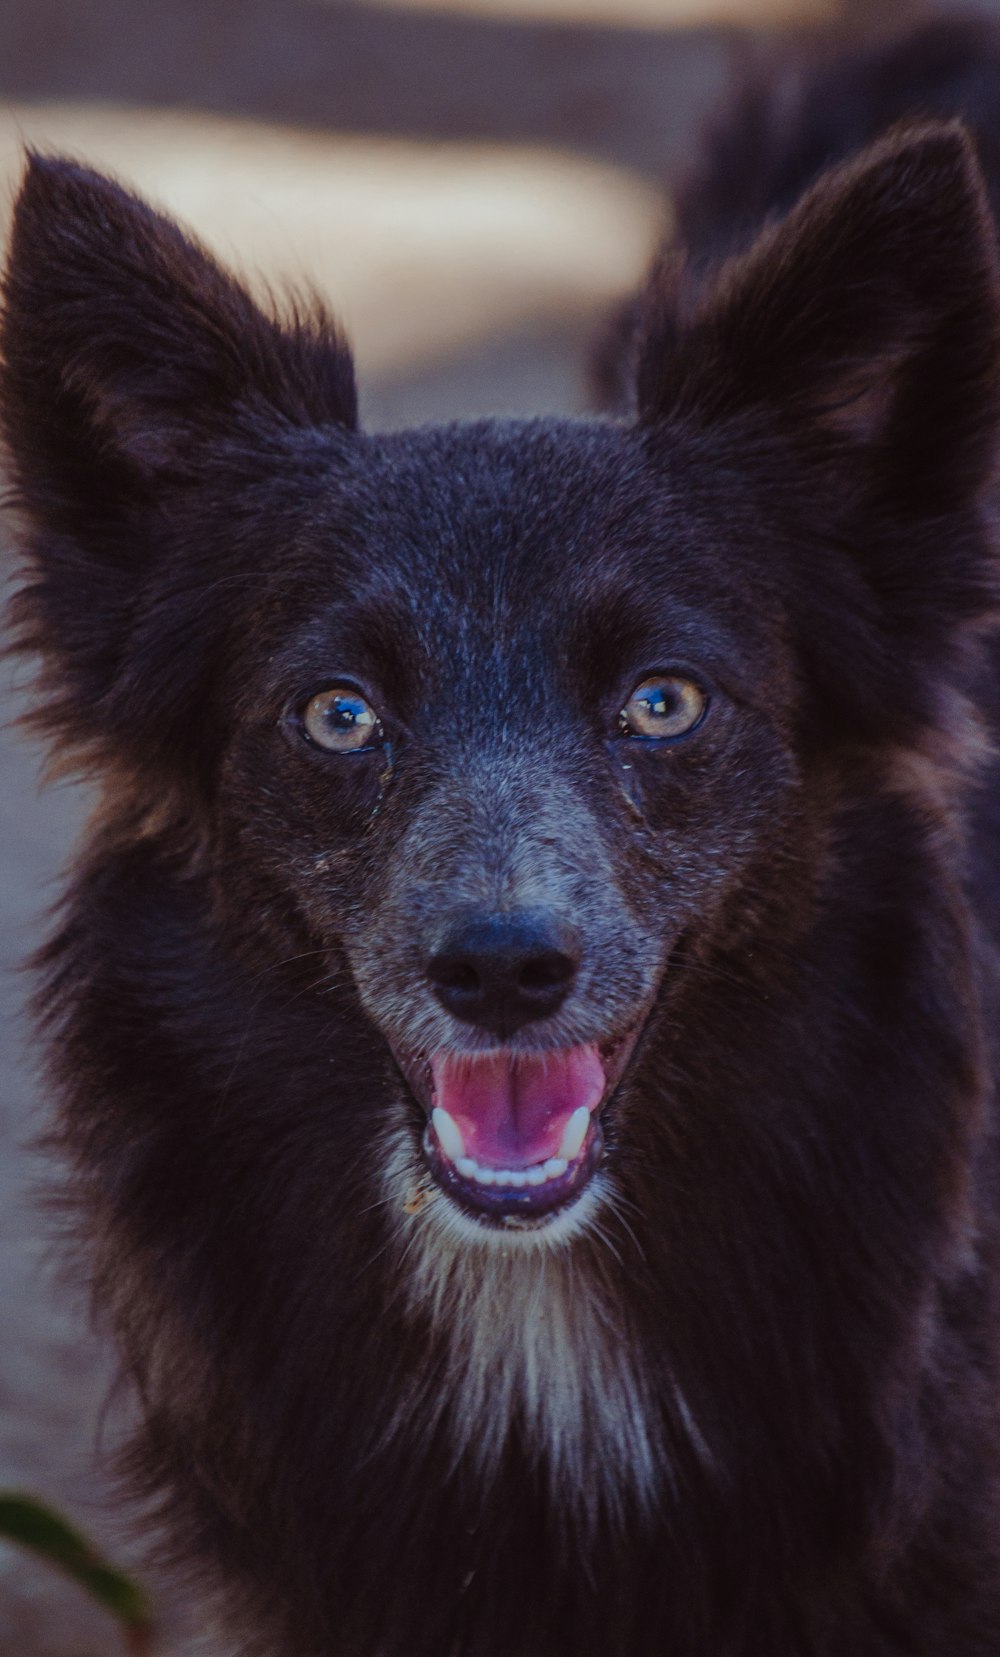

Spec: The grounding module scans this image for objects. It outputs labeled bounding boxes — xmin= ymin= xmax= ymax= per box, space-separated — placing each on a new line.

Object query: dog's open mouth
xmin=399 ymin=1025 xmax=643 ymax=1226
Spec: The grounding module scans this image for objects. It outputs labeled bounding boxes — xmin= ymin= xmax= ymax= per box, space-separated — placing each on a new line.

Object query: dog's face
xmin=216 ymin=418 xmax=801 ymax=1235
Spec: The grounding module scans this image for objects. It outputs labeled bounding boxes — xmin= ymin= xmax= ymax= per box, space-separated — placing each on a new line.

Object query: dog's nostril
xmin=518 ymin=950 xmax=576 ymax=993
xmin=427 ymin=912 xmax=580 ymax=1035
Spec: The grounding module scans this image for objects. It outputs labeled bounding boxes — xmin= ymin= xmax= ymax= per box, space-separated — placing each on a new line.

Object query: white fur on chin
xmin=379 ymin=1121 xmax=669 ymax=1531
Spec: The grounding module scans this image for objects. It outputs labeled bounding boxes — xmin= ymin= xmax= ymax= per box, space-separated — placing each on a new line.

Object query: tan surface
xmin=351 ymin=0 xmax=833 ymax=24
xmin=0 ymin=104 xmax=664 ymax=379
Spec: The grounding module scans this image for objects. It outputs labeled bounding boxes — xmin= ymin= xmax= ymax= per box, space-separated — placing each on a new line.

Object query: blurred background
xmin=0 ymin=0 xmax=984 ymax=1650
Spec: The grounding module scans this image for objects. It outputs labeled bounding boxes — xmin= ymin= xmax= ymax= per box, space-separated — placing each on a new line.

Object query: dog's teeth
xmin=448 ymin=1152 xmax=575 ymax=1191
xmin=558 ymin=1106 xmax=591 ymax=1162
xmin=432 ymin=1106 xmax=465 ymax=1161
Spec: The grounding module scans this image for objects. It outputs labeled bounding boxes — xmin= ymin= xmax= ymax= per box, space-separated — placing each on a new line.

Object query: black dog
xmin=4 ymin=20 xmax=1000 ymax=1656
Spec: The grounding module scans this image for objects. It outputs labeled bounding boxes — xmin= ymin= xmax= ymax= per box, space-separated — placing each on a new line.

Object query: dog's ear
xmin=1 ymin=152 xmax=357 ymax=518
xmin=636 ymin=124 xmax=1000 ymax=511
xmin=0 ymin=155 xmax=358 ymax=785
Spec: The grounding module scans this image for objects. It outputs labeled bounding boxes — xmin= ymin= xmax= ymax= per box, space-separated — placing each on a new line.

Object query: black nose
xmin=427 ymin=912 xmax=580 ymax=1036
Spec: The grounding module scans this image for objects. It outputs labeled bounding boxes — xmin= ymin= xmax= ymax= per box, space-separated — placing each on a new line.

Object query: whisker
xmin=603 ymin=1192 xmax=647 ymax=1264
xmin=583 ymin=1215 xmax=625 ymax=1270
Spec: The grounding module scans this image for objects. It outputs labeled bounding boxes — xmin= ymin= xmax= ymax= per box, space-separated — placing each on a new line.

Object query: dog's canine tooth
xmin=559 ymin=1106 xmax=591 ymax=1163
xmin=431 ymin=1105 xmax=465 ymax=1161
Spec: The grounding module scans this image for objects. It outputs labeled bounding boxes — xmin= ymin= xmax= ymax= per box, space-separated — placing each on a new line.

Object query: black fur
xmin=5 ymin=24 xmax=1000 ymax=1657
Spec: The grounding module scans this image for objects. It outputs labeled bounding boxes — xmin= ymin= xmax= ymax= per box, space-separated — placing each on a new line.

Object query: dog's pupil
xmin=330 ymin=695 xmax=366 ymax=728
xmin=641 ymin=685 xmax=675 ymax=718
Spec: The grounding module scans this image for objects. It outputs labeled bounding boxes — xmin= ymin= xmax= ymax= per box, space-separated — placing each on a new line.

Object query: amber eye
xmin=620 ymin=675 xmax=707 ymax=740
xmin=300 ymin=686 xmax=383 ymax=753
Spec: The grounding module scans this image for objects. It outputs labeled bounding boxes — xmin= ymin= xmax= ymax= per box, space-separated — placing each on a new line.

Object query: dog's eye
xmin=620 ymin=675 xmax=707 ymax=740
xmin=300 ymin=686 xmax=383 ymax=753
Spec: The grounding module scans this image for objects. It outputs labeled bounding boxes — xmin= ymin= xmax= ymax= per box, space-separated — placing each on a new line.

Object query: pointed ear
xmin=0 ymin=152 xmax=357 ymax=521
xmin=636 ymin=124 xmax=1000 ymax=511
xmin=0 ymin=154 xmax=357 ymax=789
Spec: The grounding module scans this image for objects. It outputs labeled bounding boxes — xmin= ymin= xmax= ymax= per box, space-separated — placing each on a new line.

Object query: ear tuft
xmin=636 ymin=123 xmax=1000 ymax=510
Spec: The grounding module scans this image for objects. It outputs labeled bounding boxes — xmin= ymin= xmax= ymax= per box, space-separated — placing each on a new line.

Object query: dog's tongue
xmin=431 ymin=1045 xmax=605 ymax=1168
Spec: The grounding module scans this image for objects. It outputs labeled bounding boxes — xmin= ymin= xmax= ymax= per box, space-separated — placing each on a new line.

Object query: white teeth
xmin=432 ymin=1131 xmax=587 ymax=1191
xmin=432 ymin=1106 xmax=465 ymax=1161
xmin=558 ymin=1105 xmax=591 ymax=1163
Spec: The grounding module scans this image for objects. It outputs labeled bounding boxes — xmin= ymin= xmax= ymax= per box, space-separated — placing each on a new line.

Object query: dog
xmin=4 ymin=19 xmax=1000 ymax=1657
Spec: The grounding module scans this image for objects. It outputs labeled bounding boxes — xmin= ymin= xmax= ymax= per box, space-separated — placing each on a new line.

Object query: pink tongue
xmin=431 ymin=1045 xmax=605 ymax=1168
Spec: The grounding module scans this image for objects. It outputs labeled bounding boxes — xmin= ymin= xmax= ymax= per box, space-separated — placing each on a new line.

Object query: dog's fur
xmin=6 ymin=21 xmax=1000 ymax=1657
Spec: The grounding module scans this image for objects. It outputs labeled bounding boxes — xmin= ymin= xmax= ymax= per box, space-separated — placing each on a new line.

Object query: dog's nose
xmin=427 ymin=912 xmax=579 ymax=1035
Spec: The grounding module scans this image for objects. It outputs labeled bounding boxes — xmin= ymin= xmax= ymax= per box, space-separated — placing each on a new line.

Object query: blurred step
xmin=0 ymin=105 xmax=664 ymax=382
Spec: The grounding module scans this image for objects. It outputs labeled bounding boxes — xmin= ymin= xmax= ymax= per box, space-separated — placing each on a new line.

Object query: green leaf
xmin=0 ymin=1492 xmax=153 ymax=1652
